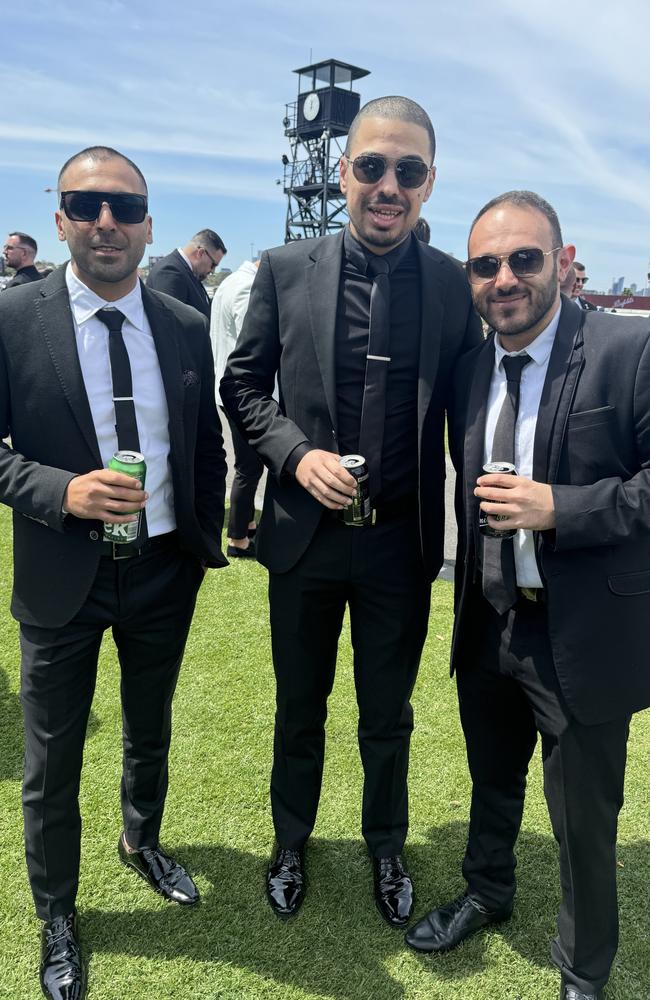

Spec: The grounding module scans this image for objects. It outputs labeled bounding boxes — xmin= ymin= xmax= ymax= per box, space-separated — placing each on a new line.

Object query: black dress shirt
xmin=335 ymin=228 xmax=421 ymax=503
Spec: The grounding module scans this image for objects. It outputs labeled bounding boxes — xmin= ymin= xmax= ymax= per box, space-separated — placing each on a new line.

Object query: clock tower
xmin=282 ymin=59 xmax=370 ymax=242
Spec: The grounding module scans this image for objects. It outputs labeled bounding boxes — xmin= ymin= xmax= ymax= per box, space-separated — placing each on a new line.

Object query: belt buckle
xmin=112 ymin=542 xmax=135 ymax=560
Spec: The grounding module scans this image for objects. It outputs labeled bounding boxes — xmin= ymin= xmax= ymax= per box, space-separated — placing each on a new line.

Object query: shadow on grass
xmin=0 ymin=664 xmax=23 ymax=780
xmin=0 ymin=665 xmax=101 ymax=781
xmin=79 ymin=823 xmax=650 ymax=998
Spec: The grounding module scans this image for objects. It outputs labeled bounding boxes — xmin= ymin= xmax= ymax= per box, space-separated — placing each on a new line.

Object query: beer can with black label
xmin=339 ymin=454 xmax=372 ymax=526
xmin=104 ymin=451 xmax=146 ymax=544
xmin=478 ymin=461 xmax=516 ymax=539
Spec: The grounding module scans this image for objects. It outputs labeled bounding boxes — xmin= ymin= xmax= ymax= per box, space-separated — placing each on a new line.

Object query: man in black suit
xmin=3 ymin=231 xmax=42 ymax=286
xmin=572 ymin=260 xmax=597 ymax=310
xmin=146 ymin=229 xmax=227 ymax=319
xmin=221 ymin=96 xmax=482 ymax=926
xmin=406 ymin=191 xmax=650 ymax=1000
xmin=0 ymin=146 xmax=227 ymax=1000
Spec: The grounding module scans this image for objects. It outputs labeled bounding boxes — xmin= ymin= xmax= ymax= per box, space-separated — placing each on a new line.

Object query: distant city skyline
xmin=2 ymin=1 xmax=649 ymax=291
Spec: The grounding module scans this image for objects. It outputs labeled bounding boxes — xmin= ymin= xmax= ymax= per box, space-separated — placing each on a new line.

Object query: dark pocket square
xmin=183 ymin=369 xmax=200 ymax=387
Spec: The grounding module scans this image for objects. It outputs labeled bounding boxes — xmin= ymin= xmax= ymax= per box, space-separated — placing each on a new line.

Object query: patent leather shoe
xmin=373 ymin=855 xmax=414 ymax=927
xmin=118 ymin=833 xmax=199 ymax=905
xmin=40 ymin=911 xmax=86 ymax=1000
xmin=266 ymin=845 xmax=305 ymax=918
xmin=561 ymin=983 xmax=603 ymax=1000
xmin=405 ymin=891 xmax=512 ymax=953
xmin=227 ymin=539 xmax=256 ymax=559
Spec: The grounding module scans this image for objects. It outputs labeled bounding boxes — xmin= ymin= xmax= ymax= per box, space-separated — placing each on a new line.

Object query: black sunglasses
xmin=346 ymin=154 xmax=431 ymax=189
xmin=199 ymin=246 xmax=219 ymax=270
xmin=59 ymin=190 xmax=148 ymax=224
xmin=465 ymin=246 xmax=562 ymax=284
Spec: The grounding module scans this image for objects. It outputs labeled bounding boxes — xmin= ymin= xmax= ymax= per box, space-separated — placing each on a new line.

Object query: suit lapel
xmin=305 ymin=231 xmax=345 ymax=433
xmin=463 ymin=335 xmax=496 ymax=552
xmin=533 ymin=298 xmax=585 ymax=483
xmin=35 ymin=268 xmax=102 ymax=464
xmin=141 ymin=283 xmax=187 ymax=469
xmin=416 ymin=242 xmax=445 ymax=460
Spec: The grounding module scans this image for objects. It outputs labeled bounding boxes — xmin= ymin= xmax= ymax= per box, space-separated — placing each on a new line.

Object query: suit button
xmin=89 ymin=530 xmax=99 ymax=541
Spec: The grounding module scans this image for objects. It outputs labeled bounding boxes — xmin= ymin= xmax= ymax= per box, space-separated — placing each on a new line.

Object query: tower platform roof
xmin=293 ymin=59 xmax=369 ymax=80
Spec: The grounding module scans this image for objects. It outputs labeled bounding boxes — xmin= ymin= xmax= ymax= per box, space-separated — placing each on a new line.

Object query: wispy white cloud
xmin=2 ymin=0 xmax=648 ymax=283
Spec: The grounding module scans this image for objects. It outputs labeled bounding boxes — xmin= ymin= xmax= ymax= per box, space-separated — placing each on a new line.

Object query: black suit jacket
xmin=5 ymin=265 xmax=43 ymax=288
xmin=0 ymin=266 xmax=227 ymax=629
xmin=449 ymin=296 xmax=650 ymax=724
xmin=221 ymin=230 xmax=483 ymax=580
xmin=147 ymin=250 xmax=211 ymax=319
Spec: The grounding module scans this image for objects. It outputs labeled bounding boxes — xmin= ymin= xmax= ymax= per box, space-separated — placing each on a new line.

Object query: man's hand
xmin=475 ymin=473 xmax=556 ymax=531
xmin=295 ymin=450 xmax=357 ymax=510
xmin=63 ymin=469 xmax=148 ymax=523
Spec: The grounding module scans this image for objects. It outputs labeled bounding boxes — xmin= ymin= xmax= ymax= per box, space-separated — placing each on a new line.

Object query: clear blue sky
xmin=3 ymin=0 xmax=649 ymax=291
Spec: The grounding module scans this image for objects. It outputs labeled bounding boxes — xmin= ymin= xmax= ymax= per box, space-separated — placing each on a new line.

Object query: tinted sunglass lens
xmin=395 ymin=160 xmax=429 ymax=188
xmin=509 ymin=248 xmax=544 ymax=276
xmin=469 ymin=257 xmax=499 ymax=281
xmin=110 ymin=196 xmax=147 ymax=223
xmin=352 ymin=155 xmax=385 ymax=184
xmin=65 ymin=192 xmax=102 ymax=221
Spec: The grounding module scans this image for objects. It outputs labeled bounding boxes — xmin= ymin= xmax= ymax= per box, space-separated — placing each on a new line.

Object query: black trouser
xmin=221 ymin=407 xmax=264 ymax=540
xmin=456 ymin=590 xmax=629 ymax=996
xmin=20 ymin=541 xmax=204 ymax=921
xmin=268 ymin=513 xmax=431 ymax=857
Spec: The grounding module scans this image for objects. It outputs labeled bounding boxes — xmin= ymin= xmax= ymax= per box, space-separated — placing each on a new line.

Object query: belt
xmin=332 ymin=494 xmax=418 ymax=527
xmin=101 ymin=530 xmax=179 ymax=561
xmin=518 ymin=586 xmax=546 ymax=604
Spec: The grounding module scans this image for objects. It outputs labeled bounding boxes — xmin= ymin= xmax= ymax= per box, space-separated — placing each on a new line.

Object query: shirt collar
xmin=343 ymin=226 xmax=415 ymax=277
xmin=65 ymin=262 xmax=146 ymax=331
xmin=177 ymin=248 xmax=193 ymax=272
xmin=494 ymin=303 xmax=561 ymax=371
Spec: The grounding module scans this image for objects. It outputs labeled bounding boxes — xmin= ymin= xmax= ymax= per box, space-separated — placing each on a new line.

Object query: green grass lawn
xmin=0 ymin=504 xmax=648 ymax=999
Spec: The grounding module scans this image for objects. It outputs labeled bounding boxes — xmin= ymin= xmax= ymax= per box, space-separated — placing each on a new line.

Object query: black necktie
xmin=358 ymin=256 xmax=391 ymax=500
xmin=95 ymin=307 xmax=147 ymax=542
xmin=96 ymin=308 xmax=141 ymax=452
xmin=482 ymin=353 xmax=532 ymax=614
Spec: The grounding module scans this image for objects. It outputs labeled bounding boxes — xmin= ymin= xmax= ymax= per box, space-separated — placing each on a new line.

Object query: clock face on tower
xmin=303 ymin=91 xmax=321 ymax=122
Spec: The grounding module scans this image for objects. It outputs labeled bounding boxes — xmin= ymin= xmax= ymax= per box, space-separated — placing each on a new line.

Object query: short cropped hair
xmin=573 ymin=261 xmax=585 ymax=271
xmin=470 ymin=190 xmax=563 ymax=248
xmin=58 ymin=146 xmax=148 ymax=195
xmin=345 ymin=96 xmax=436 ymax=163
xmin=191 ymin=229 xmax=227 ymax=256
xmin=8 ymin=231 xmax=37 ymax=256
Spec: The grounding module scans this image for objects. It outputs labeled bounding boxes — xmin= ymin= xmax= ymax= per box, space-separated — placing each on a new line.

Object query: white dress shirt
xmin=483 ymin=305 xmax=561 ymax=588
xmin=177 ymin=247 xmax=193 ymax=272
xmin=65 ymin=264 xmax=176 ymax=536
xmin=210 ymin=260 xmax=259 ymax=404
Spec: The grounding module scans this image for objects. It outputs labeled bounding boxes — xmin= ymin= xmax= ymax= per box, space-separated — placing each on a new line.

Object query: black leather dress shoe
xmin=266 ymin=845 xmax=305 ymax=918
xmin=561 ymin=984 xmax=603 ymax=1000
xmin=40 ymin=912 xmax=86 ymax=1000
xmin=227 ymin=539 xmax=256 ymax=559
xmin=373 ymin=855 xmax=414 ymax=927
xmin=118 ymin=834 xmax=199 ymax=905
xmin=405 ymin=892 xmax=513 ymax=953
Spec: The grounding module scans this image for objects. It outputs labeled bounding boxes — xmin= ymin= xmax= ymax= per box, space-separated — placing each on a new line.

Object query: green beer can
xmin=103 ymin=450 xmax=146 ymax=544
